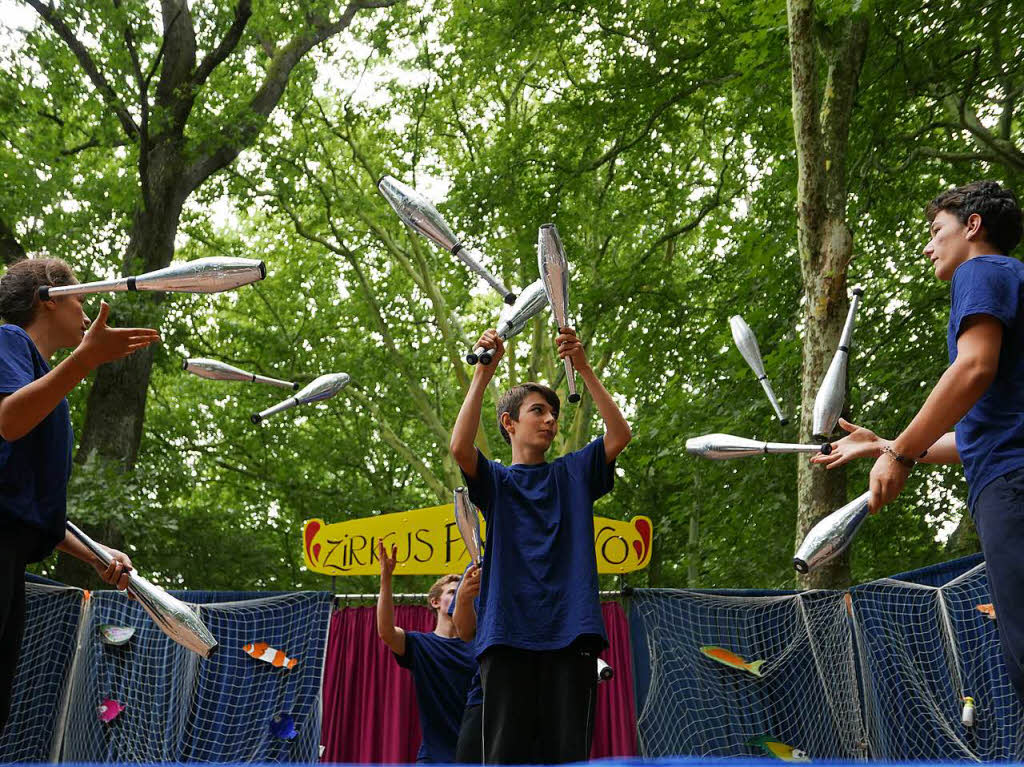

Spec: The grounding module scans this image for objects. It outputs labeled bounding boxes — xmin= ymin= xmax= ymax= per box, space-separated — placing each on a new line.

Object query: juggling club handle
xmin=564 ymin=357 xmax=581 ymax=403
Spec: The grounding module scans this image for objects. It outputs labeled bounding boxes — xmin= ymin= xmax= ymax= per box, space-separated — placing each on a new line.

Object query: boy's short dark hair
xmin=496 ymin=382 xmax=560 ymax=445
xmin=0 ymin=258 xmax=77 ymax=328
xmin=926 ymin=181 xmax=1023 ymax=255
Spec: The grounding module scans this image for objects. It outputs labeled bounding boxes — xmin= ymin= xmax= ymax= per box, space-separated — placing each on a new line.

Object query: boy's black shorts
xmin=479 ymin=638 xmax=602 ymax=764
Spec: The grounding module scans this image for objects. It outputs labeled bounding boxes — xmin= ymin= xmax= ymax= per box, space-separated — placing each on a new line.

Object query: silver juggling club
xmin=686 ymin=433 xmax=831 ymax=460
xmin=729 ymin=315 xmax=787 ymax=425
xmin=469 ymin=279 xmax=550 ymax=365
xmin=537 ymin=224 xmax=581 ymax=403
xmin=453 ymin=487 xmax=483 ymax=566
xmin=377 ymin=176 xmax=516 ymax=305
xmin=811 ymin=287 xmax=864 ymax=441
xmin=39 ymin=257 xmax=265 ymax=300
xmin=65 ymin=521 xmax=218 ymax=658
xmin=183 ymin=358 xmax=298 ymax=390
xmin=793 ymin=490 xmax=871 ymax=574
xmin=250 ymin=373 xmax=351 ymax=424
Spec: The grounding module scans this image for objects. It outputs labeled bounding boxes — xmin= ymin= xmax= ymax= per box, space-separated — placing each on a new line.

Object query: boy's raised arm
xmin=450 ymin=330 xmax=504 ymax=478
xmin=557 ymin=328 xmax=631 ymax=462
xmin=376 ymin=541 xmax=406 ymax=656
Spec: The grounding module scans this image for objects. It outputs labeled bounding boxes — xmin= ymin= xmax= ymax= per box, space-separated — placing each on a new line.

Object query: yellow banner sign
xmin=303 ymin=504 xmax=652 ymax=576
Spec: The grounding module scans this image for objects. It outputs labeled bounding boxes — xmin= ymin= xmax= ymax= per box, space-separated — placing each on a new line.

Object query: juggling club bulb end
xmin=503 ymin=293 xmax=517 ymax=306
xmin=569 ymin=393 xmax=582 ymax=403
xmin=465 ymin=353 xmax=479 ymax=365
xmin=204 ymin=643 xmax=220 ymax=659
xmin=257 ymin=261 xmax=267 ymax=281
xmin=375 ymin=175 xmax=388 ymax=190
xmin=793 ymin=559 xmax=809 ymax=574
xmin=250 ymin=413 xmax=263 ymax=425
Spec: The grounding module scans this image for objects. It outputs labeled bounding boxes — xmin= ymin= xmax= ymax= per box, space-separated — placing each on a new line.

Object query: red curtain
xmin=321 ymin=602 xmax=638 ymax=763
xmin=321 ymin=605 xmax=435 ymax=763
xmin=591 ymin=602 xmax=639 ymax=758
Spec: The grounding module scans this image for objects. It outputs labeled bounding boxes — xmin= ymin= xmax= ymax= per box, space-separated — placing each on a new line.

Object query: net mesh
xmin=852 ymin=563 xmax=1024 ymax=760
xmin=631 ymin=588 xmax=865 ymax=760
xmin=59 ymin=590 xmax=331 ymax=763
xmin=0 ymin=582 xmax=84 ymax=762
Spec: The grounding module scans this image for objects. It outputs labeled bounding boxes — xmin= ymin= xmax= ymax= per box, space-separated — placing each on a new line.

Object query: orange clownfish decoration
xmin=243 ymin=642 xmax=299 ymax=670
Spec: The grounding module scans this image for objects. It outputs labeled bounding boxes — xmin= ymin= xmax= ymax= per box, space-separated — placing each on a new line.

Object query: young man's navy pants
xmin=973 ymin=467 xmax=1024 ymax=702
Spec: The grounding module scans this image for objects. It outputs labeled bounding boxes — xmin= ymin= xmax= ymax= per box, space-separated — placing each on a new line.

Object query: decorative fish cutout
xmin=976 ymin=603 xmax=997 ymax=621
xmin=98 ymin=624 xmax=135 ymax=646
xmin=98 ymin=698 xmax=125 ymax=723
xmin=748 ymin=735 xmax=810 ymax=762
xmin=270 ymin=713 xmax=298 ymax=740
xmin=699 ymin=646 xmax=765 ymax=677
xmin=243 ymin=642 xmax=298 ymax=670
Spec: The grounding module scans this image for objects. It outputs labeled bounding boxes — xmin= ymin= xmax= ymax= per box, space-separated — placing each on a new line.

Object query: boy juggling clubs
xmin=812 ymin=181 xmax=1024 ymax=702
xmin=450 ymin=325 xmax=631 ymax=764
xmin=1 ymin=258 xmax=160 ymax=734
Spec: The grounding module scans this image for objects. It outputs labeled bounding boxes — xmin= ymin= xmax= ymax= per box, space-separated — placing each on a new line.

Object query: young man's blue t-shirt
xmin=462 ymin=436 xmax=614 ymax=658
xmin=393 ymin=631 xmax=475 ymax=763
xmin=947 ymin=255 xmax=1024 ymax=510
xmin=0 ymin=325 xmax=74 ymax=562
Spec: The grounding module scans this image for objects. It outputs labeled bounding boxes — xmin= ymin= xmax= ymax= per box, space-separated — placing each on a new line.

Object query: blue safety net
xmin=629 ymin=588 xmax=864 ymax=760
xmin=851 ymin=562 xmax=1023 ymax=761
xmin=0 ymin=587 xmax=331 ymax=764
xmin=0 ymin=582 xmax=83 ymax=761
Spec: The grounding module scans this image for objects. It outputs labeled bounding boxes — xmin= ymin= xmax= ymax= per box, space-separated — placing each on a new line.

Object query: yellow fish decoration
xmin=748 ymin=735 xmax=810 ymax=762
xmin=700 ymin=646 xmax=765 ymax=677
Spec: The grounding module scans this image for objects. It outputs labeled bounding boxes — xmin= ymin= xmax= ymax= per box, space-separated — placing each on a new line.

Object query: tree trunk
xmin=77 ymin=174 xmax=187 ymax=468
xmin=787 ymin=0 xmax=870 ymax=588
xmin=688 ymin=463 xmax=701 ymax=587
xmin=1 ymin=214 xmax=26 ymax=265
xmin=796 ymin=244 xmax=852 ymax=588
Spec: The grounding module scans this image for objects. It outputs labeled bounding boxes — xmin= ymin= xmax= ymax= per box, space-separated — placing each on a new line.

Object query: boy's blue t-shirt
xmin=0 ymin=325 xmax=74 ymax=562
xmin=448 ymin=565 xmax=482 ymax=706
xmin=462 ymin=436 xmax=614 ymax=658
xmin=393 ymin=630 xmax=475 ymax=763
xmin=947 ymin=255 xmax=1024 ymax=510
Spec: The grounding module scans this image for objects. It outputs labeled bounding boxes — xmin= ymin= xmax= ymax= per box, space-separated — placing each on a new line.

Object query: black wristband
xmin=883 ymin=445 xmax=916 ymax=469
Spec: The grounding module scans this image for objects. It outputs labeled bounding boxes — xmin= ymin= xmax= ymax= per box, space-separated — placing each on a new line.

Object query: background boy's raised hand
xmin=378 ymin=540 xmax=398 ymax=580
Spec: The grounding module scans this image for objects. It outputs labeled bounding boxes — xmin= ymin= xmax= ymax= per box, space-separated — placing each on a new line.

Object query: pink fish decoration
xmin=98 ymin=698 xmax=125 ymax=723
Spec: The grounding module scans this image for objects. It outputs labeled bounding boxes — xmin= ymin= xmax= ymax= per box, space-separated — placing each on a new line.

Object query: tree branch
xmin=192 ymin=0 xmax=253 ymax=88
xmin=347 ymin=387 xmax=447 ymax=499
xmin=580 ymin=73 xmax=738 ymax=173
xmin=25 ymin=0 xmax=140 ymax=140
xmin=183 ymin=1 xmax=373 ymax=192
